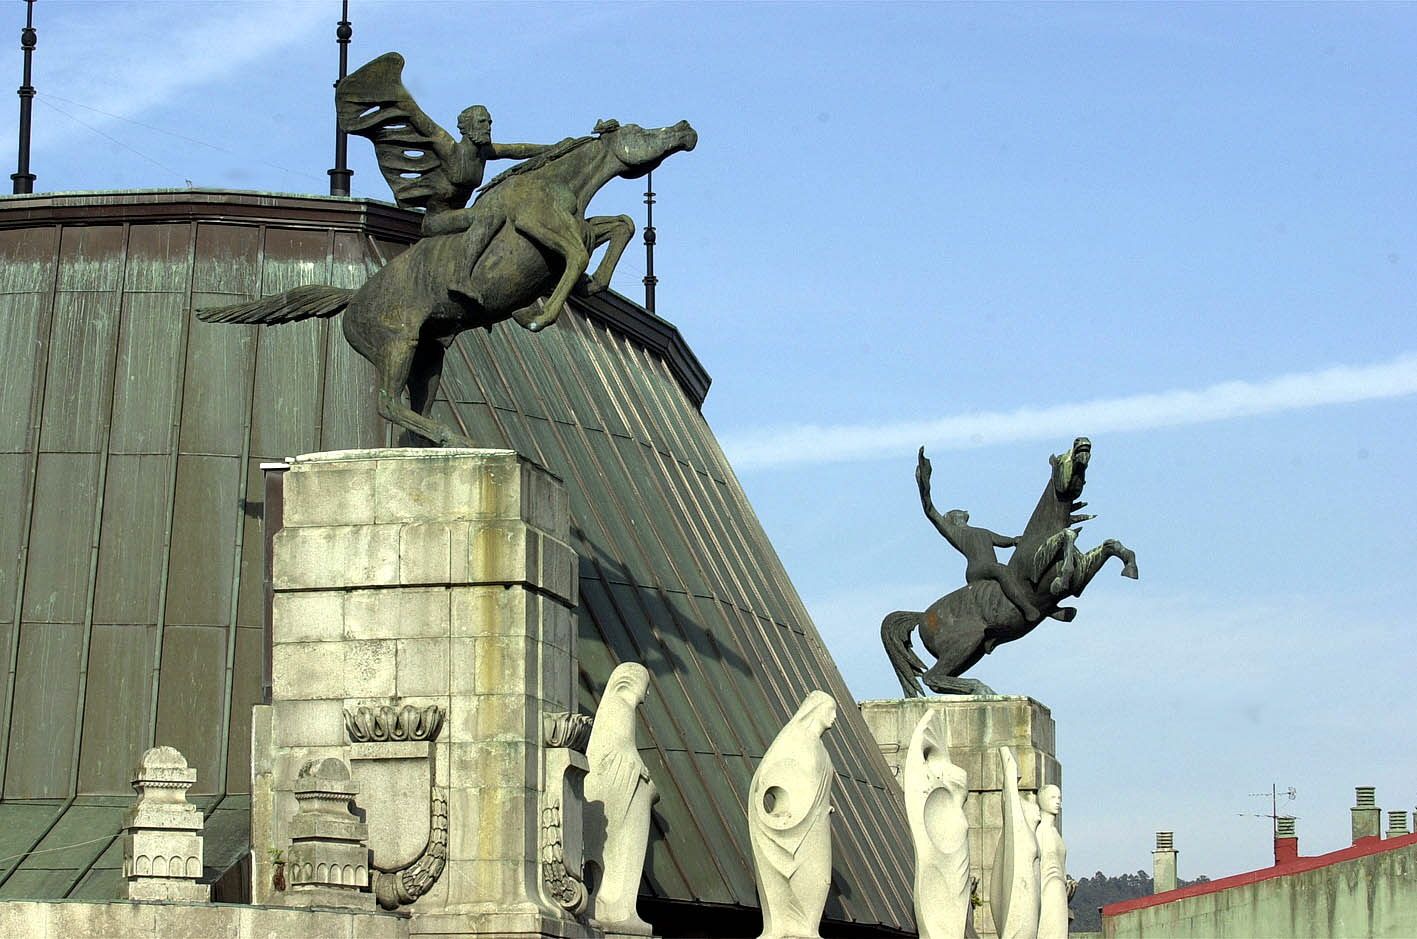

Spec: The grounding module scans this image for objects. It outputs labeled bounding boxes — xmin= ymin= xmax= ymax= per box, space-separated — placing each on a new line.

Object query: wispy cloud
xmin=31 ymin=4 xmax=328 ymax=150
xmin=723 ymin=353 xmax=1417 ymax=470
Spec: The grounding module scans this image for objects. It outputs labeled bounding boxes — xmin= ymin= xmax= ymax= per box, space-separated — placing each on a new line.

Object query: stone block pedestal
xmin=252 ymin=448 xmax=597 ymax=937
xmin=860 ymin=695 xmax=1059 ymax=939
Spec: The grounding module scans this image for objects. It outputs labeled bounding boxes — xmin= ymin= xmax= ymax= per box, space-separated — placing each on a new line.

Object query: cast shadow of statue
xmin=571 ymin=526 xmax=753 ymax=684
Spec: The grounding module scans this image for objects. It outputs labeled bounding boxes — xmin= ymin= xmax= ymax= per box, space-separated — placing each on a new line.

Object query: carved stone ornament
xmin=345 ymin=703 xmax=445 ymax=742
xmin=122 ymin=746 xmax=208 ymax=902
xmin=542 ymin=802 xmax=589 ymax=914
xmin=374 ymin=788 xmax=448 ymax=910
xmin=543 ymin=710 xmax=594 ymax=752
xmin=990 ymin=747 xmax=1040 ymax=939
xmin=345 ymin=703 xmax=448 ymax=909
xmin=903 ymin=711 xmax=970 ymax=939
xmin=1036 ymin=785 xmax=1068 ymax=939
xmin=541 ymin=734 xmax=591 ymax=916
xmin=749 ymin=691 xmax=838 ymax=939
xmin=584 ymin=662 xmax=657 ymax=935
xmin=286 ymin=757 xmax=373 ymax=910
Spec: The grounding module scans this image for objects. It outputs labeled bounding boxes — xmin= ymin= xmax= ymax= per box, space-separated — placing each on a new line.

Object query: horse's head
xmin=1049 ymin=436 xmax=1091 ymax=501
xmin=599 ymin=119 xmax=698 ymax=179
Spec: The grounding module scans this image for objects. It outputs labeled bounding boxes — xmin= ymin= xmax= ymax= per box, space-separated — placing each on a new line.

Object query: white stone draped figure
xmin=584 ymin=662 xmax=656 ymax=935
xmin=903 ymin=711 xmax=971 ymax=939
xmin=1035 ymin=784 xmax=1068 ymax=939
xmin=748 ymin=690 xmax=838 ymax=939
xmin=990 ymin=746 xmax=1041 ymax=939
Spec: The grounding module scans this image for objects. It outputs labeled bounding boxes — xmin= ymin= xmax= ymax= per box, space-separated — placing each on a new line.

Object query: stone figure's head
xmin=1040 ymin=784 xmax=1061 ymax=815
xmin=458 ymin=105 xmax=492 ymax=145
xmin=797 ymin=690 xmax=837 ymax=736
xmin=945 ymin=509 xmax=969 ymax=526
xmin=607 ymin=661 xmax=651 ymax=708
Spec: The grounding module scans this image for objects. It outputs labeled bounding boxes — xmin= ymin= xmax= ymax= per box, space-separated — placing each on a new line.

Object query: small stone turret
xmin=286 ymin=758 xmax=373 ymax=909
xmin=122 ymin=746 xmax=208 ymax=902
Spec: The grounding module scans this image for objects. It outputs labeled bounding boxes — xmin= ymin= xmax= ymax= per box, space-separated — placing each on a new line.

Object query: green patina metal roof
xmin=0 ymin=190 xmax=914 ymax=934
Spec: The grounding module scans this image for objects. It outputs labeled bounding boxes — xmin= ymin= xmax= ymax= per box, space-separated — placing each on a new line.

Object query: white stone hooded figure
xmin=903 ymin=711 xmax=970 ymax=939
xmin=584 ymin=661 xmax=656 ymax=934
xmin=748 ymin=690 xmax=838 ymax=939
xmin=1035 ymin=784 xmax=1068 ymax=939
xmin=990 ymin=746 xmax=1040 ymax=939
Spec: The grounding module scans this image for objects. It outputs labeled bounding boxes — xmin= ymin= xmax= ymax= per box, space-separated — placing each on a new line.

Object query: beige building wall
xmin=1103 ymin=840 xmax=1417 ymax=938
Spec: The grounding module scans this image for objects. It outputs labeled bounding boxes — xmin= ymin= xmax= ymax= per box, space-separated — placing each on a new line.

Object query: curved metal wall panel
xmin=0 ymin=193 xmax=394 ymax=897
xmin=0 ymin=190 xmax=913 ymax=933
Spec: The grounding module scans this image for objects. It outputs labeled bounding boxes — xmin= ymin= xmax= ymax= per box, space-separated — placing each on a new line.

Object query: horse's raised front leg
xmin=508 ymin=209 xmax=590 ymax=333
xmin=580 ymin=214 xmax=635 ymax=295
xmin=1070 ymin=539 xmax=1140 ymax=596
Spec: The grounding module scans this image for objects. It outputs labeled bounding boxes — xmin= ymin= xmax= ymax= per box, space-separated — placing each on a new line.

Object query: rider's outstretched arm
xmin=488 ymin=142 xmax=554 ymax=159
xmin=989 ymin=531 xmax=1021 ymax=548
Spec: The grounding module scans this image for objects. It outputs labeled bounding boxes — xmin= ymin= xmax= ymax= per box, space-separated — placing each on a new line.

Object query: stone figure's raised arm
xmin=916 ymin=447 xmax=952 ymax=536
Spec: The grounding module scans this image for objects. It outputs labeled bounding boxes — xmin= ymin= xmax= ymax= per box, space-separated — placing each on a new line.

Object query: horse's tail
xmin=195 ymin=284 xmax=354 ymax=325
xmin=881 ymin=610 xmax=928 ymax=698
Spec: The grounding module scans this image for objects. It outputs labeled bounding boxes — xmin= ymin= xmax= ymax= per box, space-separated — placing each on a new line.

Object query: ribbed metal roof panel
xmin=0 ymin=190 xmax=913 ymax=931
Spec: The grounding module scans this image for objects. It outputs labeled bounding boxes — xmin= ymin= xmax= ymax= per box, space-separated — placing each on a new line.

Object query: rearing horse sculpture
xmin=197 ymin=52 xmax=696 ymax=447
xmin=882 ymin=438 xmax=1138 ymax=696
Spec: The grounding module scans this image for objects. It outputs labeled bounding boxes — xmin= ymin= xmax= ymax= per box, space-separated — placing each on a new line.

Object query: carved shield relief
xmin=345 ymin=705 xmax=446 ymax=879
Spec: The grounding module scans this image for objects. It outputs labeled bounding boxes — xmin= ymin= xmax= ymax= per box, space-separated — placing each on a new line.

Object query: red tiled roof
xmin=1102 ymin=831 xmax=1417 ymax=918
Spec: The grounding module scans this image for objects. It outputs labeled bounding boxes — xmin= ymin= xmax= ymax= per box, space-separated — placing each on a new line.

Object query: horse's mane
xmin=477 ymin=134 xmax=598 ymax=195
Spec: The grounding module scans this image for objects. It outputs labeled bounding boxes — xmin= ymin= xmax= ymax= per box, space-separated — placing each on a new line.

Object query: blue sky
xmin=14 ymin=1 xmax=1417 ymax=881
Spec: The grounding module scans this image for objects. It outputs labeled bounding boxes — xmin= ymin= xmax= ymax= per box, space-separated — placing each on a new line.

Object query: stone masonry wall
xmin=860 ymin=695 xmax=1060 ymax=939
xmin=253 ymin=448 xmax=587 ymax=937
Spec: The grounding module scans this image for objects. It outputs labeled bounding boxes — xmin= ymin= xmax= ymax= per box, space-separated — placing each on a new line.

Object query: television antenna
xmin=1237 ymin=783 xmax=1298 ymax=835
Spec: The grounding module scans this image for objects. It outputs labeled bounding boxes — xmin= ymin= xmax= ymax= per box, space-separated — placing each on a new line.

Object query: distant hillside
xmin=1070 ymin=870 xmax=1210 ymax=932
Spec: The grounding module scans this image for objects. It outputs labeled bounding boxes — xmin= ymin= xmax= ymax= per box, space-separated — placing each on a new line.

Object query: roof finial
xmin=11 ymin=0 xmax=37 ymax=194
xmin=642 ymin=170 xmax=657 ymax=312
xmin=327 ymin=1 xmax=353 ymax=196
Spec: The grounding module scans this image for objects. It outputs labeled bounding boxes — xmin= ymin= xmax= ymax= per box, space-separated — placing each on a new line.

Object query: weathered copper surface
xmin=0 ymin=190 xmax=912 ymax=934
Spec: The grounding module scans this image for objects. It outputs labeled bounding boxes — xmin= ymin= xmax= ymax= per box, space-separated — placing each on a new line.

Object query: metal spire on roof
xmin=327 ymin=0 xmax=353 ymax=196
xmin=642 ymin=171 xmax=657 ymax=312
xmin=11 ymin=0 xmax=36 ymax=194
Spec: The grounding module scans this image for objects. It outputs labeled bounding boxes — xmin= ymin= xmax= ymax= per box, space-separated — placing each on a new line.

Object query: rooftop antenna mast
xmin=1239 ymin=783 xmax=1298 ymax=836
xmin=327 ymin=0 xmax=353 ymax=196
xmin=11 ymin=0 xmax=36 ymax=194
xmin=642 ymin=171 xmax=656 ymax=312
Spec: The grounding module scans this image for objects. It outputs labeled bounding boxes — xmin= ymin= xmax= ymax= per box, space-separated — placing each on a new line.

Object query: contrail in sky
xmin=723 ymin=353 xmax=1417 ymax=470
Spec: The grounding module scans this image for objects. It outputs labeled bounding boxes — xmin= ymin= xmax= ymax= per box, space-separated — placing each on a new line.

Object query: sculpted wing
xmin=336 ymin=51 xmax=457 ymax=210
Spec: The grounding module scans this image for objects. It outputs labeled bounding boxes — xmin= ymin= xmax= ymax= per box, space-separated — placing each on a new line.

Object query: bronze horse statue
xmin=881 ymin=438 xmax=1138 ymax=696
xmin=197 ymin=54 xmax=696 ymax=446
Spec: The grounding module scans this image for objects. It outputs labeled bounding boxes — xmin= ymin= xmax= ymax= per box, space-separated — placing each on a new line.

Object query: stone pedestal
xmin=253 ymin=448 xmax=594 ymax=937
xmin=860 ymin=696 xmax=1059 ymax=939
xmin=122 ymin=746 xmax=208 ymax=902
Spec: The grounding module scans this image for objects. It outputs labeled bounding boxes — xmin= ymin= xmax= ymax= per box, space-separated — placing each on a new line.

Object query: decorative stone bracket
xmin=542 ymin=711 xmax=592 ymax=915
xmin=345 ymin=704 xmax=448 ymax=910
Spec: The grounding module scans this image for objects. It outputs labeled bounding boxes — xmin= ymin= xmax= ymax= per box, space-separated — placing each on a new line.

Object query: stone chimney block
xmin=1387 ymin=810 xmax=1409 ymax=838
xmin=1152 ymin=831 xmax=1177 ymax=893
xmin=1352 ymin=786 xmax=1381 ymax=843
xmin=1274 ymin=816 xmax=1299 ymax=865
